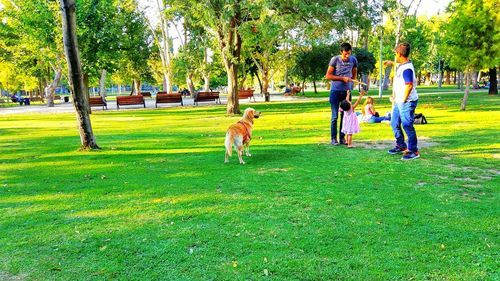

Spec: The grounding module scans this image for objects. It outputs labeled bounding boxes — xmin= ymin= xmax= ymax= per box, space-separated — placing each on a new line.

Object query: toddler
xmin=340 ymin=90 xmax=365 ymax=148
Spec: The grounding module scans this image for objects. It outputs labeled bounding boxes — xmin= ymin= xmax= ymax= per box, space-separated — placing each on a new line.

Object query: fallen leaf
xmin=232 ymin=261 xmax=238 ymax=268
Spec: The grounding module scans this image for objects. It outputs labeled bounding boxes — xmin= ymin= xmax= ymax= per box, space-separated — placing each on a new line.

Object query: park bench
xmin=89 ymin=96 xmax=107 ymax=110
xmin=238 ymin=89 xmax=256 ymax=102
xmin=116 ymin=95 xmax=146 ymax=109
xmin=194 ymin=91 xmax=220 ymax=106
xmin=155 ymin=92 xmax=183 ymax=107
xmin=140 ymin=92 xmax=152 ymax=98
xmin=30 ymin=96 xmax=44 ymax=102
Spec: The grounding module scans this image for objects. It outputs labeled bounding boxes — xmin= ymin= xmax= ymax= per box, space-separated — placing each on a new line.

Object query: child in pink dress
xmin=340 ymin=90 xmax=365 ymax=148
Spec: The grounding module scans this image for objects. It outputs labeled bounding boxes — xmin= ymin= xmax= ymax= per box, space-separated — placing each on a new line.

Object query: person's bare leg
xmin=347 ymin=134 xmax=353 ymax=148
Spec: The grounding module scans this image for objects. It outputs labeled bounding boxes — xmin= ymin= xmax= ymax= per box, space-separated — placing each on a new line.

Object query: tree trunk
xmin=382 ymin=64 xmax=392 ymax=90
xmin=262 ymin=75 xmax=269 ymax=95
xmin=156 ymin=0 xmax=173 ymax=93
xmin=202 ymin=48 xmax=210 ymax=91
xmin=44 ymin=68 xmax=62 ymax=107
xmin=313 ymin=81 xmax=317 ymax=94
xmin=497 ymin=66 xmax=500 ymax=91
xmin=37 ymin=79 xmax=45 ymax=102
xmin=457 ymin=72 xmax=462 ymax=90
xmin=488 ymin=67 xmax=498 ymax=95
xmin=361 ymin=73 xmax=369 ymax=90
xmin=83 ymin=73 xmax=89 ymax=95
xmin=99 ymin=69 xmax=107 ymax=98
xmin=284 ymin=69 xmax=289 ymax=88
xmin=425 ymin=73 xmax=431 ymax=85
xmin=226 ymin=62 xmax=240 ymax=114
xmin=186 ymin=73 xmax=195 ymax=95
xmin=255 ymin=72 xmax=263 ymax=95
xmin=133 ymin=79 xmax=141 ymax=95
xmin=471 ymin=71 xmax=479 ymax=89
xmin=445 ymin=71 xmax=451 ymax=85
xmin=60 ymin=0 xmax=99 ymax=149
xmin=258 ymin=63 xmax=270 ymax=94
xmin=203 ymin=74 xmax=210 ymax=91
xmin=239 ymin=74 xmax=247 ymax=90
xmin=215 ymin=7 xmax=242 ymax=114
xmin=461 ymin=71 xmax=470 ymax=111
xmin=437 ymin=60 xmax=443 ymax=88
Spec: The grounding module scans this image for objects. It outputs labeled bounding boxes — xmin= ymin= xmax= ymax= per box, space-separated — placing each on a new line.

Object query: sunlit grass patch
xmin=0 ymin=92 xmax=498 ymax=280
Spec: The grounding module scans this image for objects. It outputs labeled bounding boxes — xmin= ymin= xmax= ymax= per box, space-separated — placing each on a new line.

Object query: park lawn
xmin=0 ymin=92 xmax=498 ymax=280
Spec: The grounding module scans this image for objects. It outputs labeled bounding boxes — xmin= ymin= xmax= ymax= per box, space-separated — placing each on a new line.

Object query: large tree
xmin=114 ymin=0 xmax=153 ymax=95
xmin=291 ymin=45 xmax=334 ymax=94
xmin=76 ymin=0 xmax=122 ymax=98
xmin=60 ymin=0 xmax=99 ymax=149
xmin=443 ymin=0 xmax=499 ymax=110
xmin=0 ymin=0 xmax=64 ymax=106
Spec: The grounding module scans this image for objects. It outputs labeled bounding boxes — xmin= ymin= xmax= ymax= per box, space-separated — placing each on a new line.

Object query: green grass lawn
xmin=0 ymin=92 xmax=499 ymax=280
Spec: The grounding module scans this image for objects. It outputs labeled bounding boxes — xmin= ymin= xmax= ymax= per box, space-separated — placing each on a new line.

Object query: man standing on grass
xmin=388 ymin=42 xmax=420 ymax=160
xmin=325 ymin=43 xmax=358 ymax=145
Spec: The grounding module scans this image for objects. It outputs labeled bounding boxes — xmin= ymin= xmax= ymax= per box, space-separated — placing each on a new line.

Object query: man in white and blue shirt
xmin=388 ymin=42 xmax=420 ymax=160
xmin=325 ymin=43 xmax=358 ymax=145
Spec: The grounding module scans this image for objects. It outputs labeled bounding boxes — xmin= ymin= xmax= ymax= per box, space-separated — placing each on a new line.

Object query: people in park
xmin=291 ymin=84 xmax=302 ymax=95
xmin=10 ymin=93 xmax=29 ymax=105
xmin=388 ymin=42 xmax=420 ymax=160
xmin=340 ymin=90 xmax=365 ymax=148
xmin=325 ymin=42 xmax=358 ymax=145
xmin=180 ymin=88 xmax=190 ymax=96
xmin=10 ymin=93 xmax=19 ymax=103
xmin=284 ymin=83 xmax=301 ymax=96
xmin=362 ymin=96 xmax=391 ymax=123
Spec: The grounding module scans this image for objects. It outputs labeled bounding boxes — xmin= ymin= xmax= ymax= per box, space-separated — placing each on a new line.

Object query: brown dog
xmin=224 ymin=107 xmax=261 ymax=164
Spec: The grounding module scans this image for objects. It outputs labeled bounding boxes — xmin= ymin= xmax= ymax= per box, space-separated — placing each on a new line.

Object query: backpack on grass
xmin=414 ymin=113 xmax=428 ymax=124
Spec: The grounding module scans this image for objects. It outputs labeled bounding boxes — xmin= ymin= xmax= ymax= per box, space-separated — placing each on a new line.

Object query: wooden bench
xmin=30 ymin=96 xmax=44 ymax=102
xmin=155 ymin=93 xmax=183 ymax=107
xmin=89 ymin=96 xmax=107 ymax=110
xmin=194 ymin=91 xmax=220 ymax=106
xmin=116 ymin=95 xmax=145 ymax=109
xmin=140 ymin=92 xmax=152 ymax=98
xmin=238 ymin=89 xmax=256 ymax=102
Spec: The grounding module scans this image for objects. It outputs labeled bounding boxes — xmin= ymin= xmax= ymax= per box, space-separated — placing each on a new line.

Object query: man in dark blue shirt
xmin=325 ymin=43 xmax=358 ymax=145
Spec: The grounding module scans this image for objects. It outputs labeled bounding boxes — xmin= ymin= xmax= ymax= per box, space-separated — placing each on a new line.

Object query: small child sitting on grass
xmin=340 ymin=90 xmax=365 ymax=148
xmin=362 ymin=96 xmax=391 ymax=123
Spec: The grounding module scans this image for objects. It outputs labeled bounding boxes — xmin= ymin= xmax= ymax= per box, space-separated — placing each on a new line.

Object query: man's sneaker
xmin=388 ymin=146 xmax=407 ymax=155
xmin=401 ymin=151 xmax=420 ymax=161
xmin=339 ymin=139 xmax=347 ymax=145
xmin=331 ymin=140 xmax=339 ymax=146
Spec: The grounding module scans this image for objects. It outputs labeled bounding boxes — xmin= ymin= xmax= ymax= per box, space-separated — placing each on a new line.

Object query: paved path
xmin=1 ymin=90 xmax=486 ymax=116
xmin=0 ymin=93 xmax=322 ymax=115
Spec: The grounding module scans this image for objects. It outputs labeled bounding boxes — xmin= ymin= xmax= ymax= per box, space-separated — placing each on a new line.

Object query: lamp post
xmin=378 ymin=5 xmax=384 ymax=98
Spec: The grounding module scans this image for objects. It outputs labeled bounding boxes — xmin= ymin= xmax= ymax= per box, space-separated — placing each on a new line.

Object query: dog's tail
xmin=224 ymin=131 xmax=233 ymax=156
